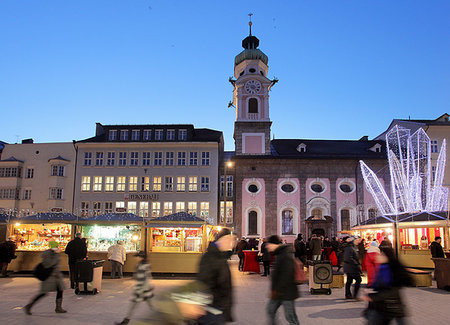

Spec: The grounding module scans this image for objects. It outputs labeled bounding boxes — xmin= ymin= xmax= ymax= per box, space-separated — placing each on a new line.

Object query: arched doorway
xmin=312 ymin=228 xmax=325 ymax=237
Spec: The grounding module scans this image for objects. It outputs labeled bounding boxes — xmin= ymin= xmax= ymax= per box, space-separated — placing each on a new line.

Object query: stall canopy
xmin=398 ymin=211 xmax=448 ymax=223
xmin=0 ymin=213 xmax=11 ymax=223
xmin=11 ymin=212 xmax=79 ymax=223
xmin=146 ymin=212 xmax=206 ymax=228
xmin=359 ymin=215 xmax=395 ymax=226
xmin=83 ymin=213 xmax=146 ymax=222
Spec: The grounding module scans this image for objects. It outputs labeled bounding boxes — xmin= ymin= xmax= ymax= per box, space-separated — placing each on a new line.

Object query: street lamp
xmin=223 ymin=161 xmax=233 ymax=227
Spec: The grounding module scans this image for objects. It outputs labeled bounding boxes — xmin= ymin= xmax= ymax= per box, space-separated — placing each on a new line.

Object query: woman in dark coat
xmin=24 ymin=241 xmax=67 ymax=315
xmin=260 ymin=238 xmax=271 ymax=276
xmin=293 ymin=233 xmax=307 ymax=265
xmin=362 ymin=246 xmax=412 ymax=324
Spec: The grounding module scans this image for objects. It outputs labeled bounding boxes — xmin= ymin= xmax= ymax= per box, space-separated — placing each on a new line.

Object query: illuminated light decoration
xmin=360 ymin=125 xmax=448 ymax=215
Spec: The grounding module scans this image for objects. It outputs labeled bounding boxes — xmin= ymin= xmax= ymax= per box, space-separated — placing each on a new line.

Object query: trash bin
xmin=432 ymin=258 xmax=450 ymax=291
xmin=308 ymin=260 xmax=332 ymax=295
xmin=75 ymin=259 xmax=104 ymax=295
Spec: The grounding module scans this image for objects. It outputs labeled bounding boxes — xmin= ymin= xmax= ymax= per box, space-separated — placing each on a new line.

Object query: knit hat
xmin=267 ymin=235 xmax=282 ymax=245
xmin=49 ymin=241 xmax=59 ymax=249
xmin=370 ymin=240 xmax=379 ymax=248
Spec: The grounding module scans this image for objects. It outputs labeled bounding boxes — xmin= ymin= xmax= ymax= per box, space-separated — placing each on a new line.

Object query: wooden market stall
xmin=76 ymin=213 xmax=146 ymax=273
xmin=7 ymin=212 xmax=78 ymax=272
xmin=146 ymin=212 xmax=218 ymax=273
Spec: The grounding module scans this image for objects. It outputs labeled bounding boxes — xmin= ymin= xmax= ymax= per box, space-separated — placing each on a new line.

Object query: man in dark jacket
xmin=293 ymin=233 xmax=307 ymax=265
xmin=344 ymin=237 xmax=362 ymax=299
xmin=197 ymin=228 xmax=236 ymax=324
xmin=430 ymin=236 xmax=445 ymax=258
xmin=309 ymin=234 xmax=323 ymax=260
xmin=0 ymin=236 xmax=17 ymax=277
xmin=235 ymin=237 xmax=248 ymax=271
xmin=64 ymin=232 xmax=87 ymax=289
xmin=266 ymin=235 xmax=299 ymax=325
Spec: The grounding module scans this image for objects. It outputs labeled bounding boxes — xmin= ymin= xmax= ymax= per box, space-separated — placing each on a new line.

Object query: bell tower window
xmin=248 ymin=98 xmax=258 ymax=114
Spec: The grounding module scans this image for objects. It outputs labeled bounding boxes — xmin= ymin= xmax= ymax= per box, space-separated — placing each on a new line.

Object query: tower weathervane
xmin=248 ymin=13 xmax=253 ymax=35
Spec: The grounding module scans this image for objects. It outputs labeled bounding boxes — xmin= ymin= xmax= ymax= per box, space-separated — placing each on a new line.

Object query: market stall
xmin=7 ymin=212 xmax=78 ymax=272
xmin=349 ymin=215 xmax=395 ymax=247
xmin=146 ymin=212 xmax=217 ymax=273
xmin=77 ymin=213 xmax=146 ymax=273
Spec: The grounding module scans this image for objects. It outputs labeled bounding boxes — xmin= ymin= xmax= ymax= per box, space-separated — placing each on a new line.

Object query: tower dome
xmin=234 ymin=22 xmax=268 ymax=66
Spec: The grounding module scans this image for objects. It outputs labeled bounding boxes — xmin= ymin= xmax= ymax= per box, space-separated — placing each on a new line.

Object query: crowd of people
xmin=0 ymin=231 xmax=447 ymax=324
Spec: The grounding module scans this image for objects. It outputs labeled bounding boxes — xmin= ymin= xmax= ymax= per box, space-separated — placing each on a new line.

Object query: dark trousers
xmin=111 ymin=260 xmax=123 ymax=278
xmin=345 ymin=272 xmax=362 ymax=298
xmin=29 ymin=290 xmax=63 ymax=305
xmin=366 ymin=309 xmax=406 ymax=325
xmin=263 ymin=261 xmax=270 ymax=276
xmin=0 ymin=262 xmax=9 ymax=276
xmin=267 ymin=299 xmax=299 ymax=325
xmin=69 ymin=263 xmax=77 ymax=288
xmin=238 ymin=255 xmax=245 ymax=271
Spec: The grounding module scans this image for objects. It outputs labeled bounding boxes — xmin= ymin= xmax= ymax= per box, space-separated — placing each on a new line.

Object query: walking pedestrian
xmin=309 ymin=234 xmax=323 ymax=261
xmin=363 ymin=240 xmax=380 ymax=287
xmin=64 ymin=232 xmax=87 ymax=288
xmin=344 ymin=236 xmax=362 ymax=299
xmin=266 ymin=235 xmax=299 ymax=325
xmin=362 ymin=246 xmax=412 ymax=324
xmin=358 ymin=238 xmax=367 ymax=265
xmin=236 ymin=237 xmax=248 ymax=272
xmin=260 ymin=238 xmax=271 ymax=276
xmin=197 ymin=228 xmax=236 ymax=324
xmin=115 ymin=251 xmax=154 ymax=325
xmin=430 ymin=236 xmax=445 ymax=258
xmin=337 ymin=236 xmax=350 ymax=272
xmin=0 ymin=236 xmax=17 ymax=277
xmin=108 ymin=240 xmax=126 ymax=279
xmin=24 ymin=241 xmax=67 ymax=315
xmin=293 ymin=233 xmax=307 ymax=265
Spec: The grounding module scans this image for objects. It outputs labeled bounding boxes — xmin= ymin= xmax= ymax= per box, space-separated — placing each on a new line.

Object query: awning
xmin=0 ymin=213 xmax=11 ymax=223
xmin=398 ymin=211 xmax=448 ymax=223
xmin=146 ymin=212 xmax=206 ymax=228
xmin=11 ymin=212 xmax=79 ymax=223
xmin=82 ymin=213 xmax=146 ymax=223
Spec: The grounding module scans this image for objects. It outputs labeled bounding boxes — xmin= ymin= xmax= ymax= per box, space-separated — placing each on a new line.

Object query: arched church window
xmin=248 ymin=211 xmax=258 ymax=235
xmin=312 ymin=208 xmax=322 ymax=220
xmin=248 ymin=98 xmax=258 ymax=114
xmin=281 ymin=210 xmax=294 ymax=235
xmin=341 ymin=209 xmax=350 ymax=230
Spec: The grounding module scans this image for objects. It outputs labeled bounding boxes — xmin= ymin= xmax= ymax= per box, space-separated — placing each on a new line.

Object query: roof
xmin=146 ymin=212 xmax=206 ymax=228
xmin=11 ymin=213 xmax=79 ymax=222
xmin=247 ymin=139 xmax=387 ymax=159
xmin=0 ymin=156 xmax=24 ymax=163
xmin=48 ymin=155 xmax=70 ymax=162
xmin=77 ymin=123 xmax=222 ymax=143
xmin=82 ymin=213 xmax=145 ymax=222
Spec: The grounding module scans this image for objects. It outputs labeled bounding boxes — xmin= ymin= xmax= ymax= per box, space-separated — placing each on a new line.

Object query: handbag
xmin=293 ymin=259 xmax=307 ymax=285
xmin=33 ymin=262 xmax=54 ymax=281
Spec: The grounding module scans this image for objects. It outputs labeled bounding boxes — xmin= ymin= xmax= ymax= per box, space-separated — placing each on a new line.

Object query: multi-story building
xmin=0 ymin=140 xmax=76 ymax=216
xmin=228 ymin=25 xmax=390 ymax=240
xmin=74 ymin=123 xmax=223 ymax=223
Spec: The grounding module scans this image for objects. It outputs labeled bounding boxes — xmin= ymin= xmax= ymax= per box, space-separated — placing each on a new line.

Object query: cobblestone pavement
xmin=1 ymin=258 xmax=449 ymax=325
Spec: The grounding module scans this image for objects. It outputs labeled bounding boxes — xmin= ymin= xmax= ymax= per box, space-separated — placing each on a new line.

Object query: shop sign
xmin=124 ymin=194 xmax=159 ymax=201
xmin=116 ymin=207 xmax=127 ymax=213
xmin=51 ymin=207 xmax=63 ymax=212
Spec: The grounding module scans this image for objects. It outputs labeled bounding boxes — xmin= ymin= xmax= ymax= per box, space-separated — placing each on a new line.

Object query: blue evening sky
xmin=1 ymin=1 xmax=449 ymax=150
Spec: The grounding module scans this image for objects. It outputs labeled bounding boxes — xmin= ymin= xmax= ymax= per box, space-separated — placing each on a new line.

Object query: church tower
xmin=231 ymin=19 xmax=276 ymax=155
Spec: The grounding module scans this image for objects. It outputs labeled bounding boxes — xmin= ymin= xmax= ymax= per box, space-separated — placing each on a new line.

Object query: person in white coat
xmin=108 ymin=240 xmax=126 ymax=279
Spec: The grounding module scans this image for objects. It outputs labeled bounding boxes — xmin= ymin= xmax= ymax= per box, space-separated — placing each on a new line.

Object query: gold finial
xmin=248 ymin=13 xmax=253 ymax=35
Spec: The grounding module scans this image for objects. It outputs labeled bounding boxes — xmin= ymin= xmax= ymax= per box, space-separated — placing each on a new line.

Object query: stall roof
xmin=360 ymin=215 xmax=395 ymax=225
xmin=398 ymin=211 xmax=448 ymax=223
xmin=83 ymin=213 xmax=146 ymax=222
xmin=11 ymin=212 xmax=79 ymax=223
xmin=146 ymin=212 xmax=206 ymax=228
xmin=0 ymin=213 xmax=11 ymax=223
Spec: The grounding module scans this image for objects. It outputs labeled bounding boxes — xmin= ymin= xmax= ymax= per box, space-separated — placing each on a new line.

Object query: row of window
xmin=0 ymin=167 xmax=22 ymax=178
xmin=0 ymin=166 xmax=64 ymax=179
xmin=0 ymin=188 xmax=63 ymax=200
xmin=83 ymin=151 xmax=210 ymax=167
xmin=81 ymin=176 xmax=211 ymax=192
xmin=80 ymin=201 xmax=209 ymax=218
xmin=108 ymin=129 xmax=188 ymax=142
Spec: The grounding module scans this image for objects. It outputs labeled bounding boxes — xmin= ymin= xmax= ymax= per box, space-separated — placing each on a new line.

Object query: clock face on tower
xmin=245 ymin=80 xmax=262 ymax=94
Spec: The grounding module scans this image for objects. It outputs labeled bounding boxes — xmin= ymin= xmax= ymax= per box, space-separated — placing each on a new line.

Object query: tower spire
xmin=248 ymin=13 xmax=253 ymax=36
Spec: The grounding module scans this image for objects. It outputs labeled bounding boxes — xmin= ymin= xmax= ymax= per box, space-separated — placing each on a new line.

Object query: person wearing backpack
xmin=266 ymin=235 xmax=299 ymax=325
xmin=24 ymin=241 xmax=67 ymax=315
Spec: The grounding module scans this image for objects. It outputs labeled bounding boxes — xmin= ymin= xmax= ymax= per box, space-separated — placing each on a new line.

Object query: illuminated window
xmin=189 ymin=176 xmax=197 ymax=192
xmin=176 ymin=202 xmax=185 ymax=213
xmin=81 ymin=176 xmax=91 ymax=191
xmin=93 ymin=176 xmax=103 ymax=192
xmin=141 ymin=176 xmax=150 ymax=191
xmin=200 ymin=202 xmax=209 ymax=219
xmin=153 ymin=176 xmax=161 ymax=192
xmin=129 ymin=176 xmax=138 ymax=192
xmin=117 ymin=176 xmax=126 ymax=192
xmin=152 ymin=202 xmax=161 ymax=217
xmin=177 ymin=176 xmax=185 ymax=192
xmin=128 ymin=201 xmax=137 ymax=214
xmin=105 ymin=176 xmax=114 ymax=192
xmin=164 ymin=202 xmax=173 ymax=215
xmin=139 ymin=202 xmax=149 ymax=217
xmin=188 ymin=202 xmax=197 ymax=216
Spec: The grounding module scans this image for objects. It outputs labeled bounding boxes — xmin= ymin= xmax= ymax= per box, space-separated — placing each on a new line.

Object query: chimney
xmin=21 ymin=138 xmax=34 ymax=144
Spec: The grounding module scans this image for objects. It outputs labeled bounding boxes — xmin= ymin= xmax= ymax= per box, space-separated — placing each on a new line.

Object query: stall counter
xmin=149 ymin=252 xmax=202 ymax=273
xmin=9 ymin=250 xmax=69 ymax=272
xmin=398 ymin=249 xmax=434 ymax=268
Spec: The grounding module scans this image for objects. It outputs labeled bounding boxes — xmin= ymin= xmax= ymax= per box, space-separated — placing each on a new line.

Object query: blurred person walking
xmin=236 ymin=237 xmax=248 ymax=272
xmin=64 ymin=232 xmax=87 ymax=288
xmin=197 ymin=228 xmax=236 ymax=324
xmin=0 ymin=236 xmax=17 ymax=277
xmin=362 ymin=246 xmax=412 ymax=324
xmin=293 ymin=233 xmax=307 ymax=265
xmin=108 ymin=240 xmax=126 ymax=279
xmin=260 ymin=237 xmax=271 ymax=276
xmin=266 ymin=235 xmax=299 ymax=325
xmin=24 ymin=241 xmax=67 ymax=315
xmin=115 ymin=251 xmax=154 ymax=325
xmin=344 ymin=237 xmax=362 ymax=299
xmin=363 ymin=240 xmax=381 ymax=287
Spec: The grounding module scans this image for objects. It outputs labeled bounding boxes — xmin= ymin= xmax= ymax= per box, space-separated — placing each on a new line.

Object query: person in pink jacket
xmin=363 ymin=240 xmax=380 ymax=287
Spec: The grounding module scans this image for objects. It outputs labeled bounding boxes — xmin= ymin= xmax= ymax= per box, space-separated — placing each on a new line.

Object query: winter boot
xmin=23 ymin=303 xmax=33 ymax=315
xmin=55 ymin=298 xmax=67 ymax=313
xmin=114 ymin=318 xmax=130 ymax=325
